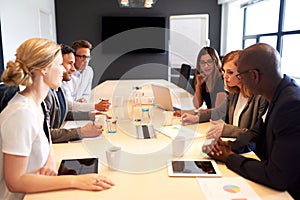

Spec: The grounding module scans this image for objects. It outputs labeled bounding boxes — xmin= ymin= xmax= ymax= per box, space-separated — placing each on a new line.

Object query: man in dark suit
xmin=205 ymin=43 xmax=300 ymax=199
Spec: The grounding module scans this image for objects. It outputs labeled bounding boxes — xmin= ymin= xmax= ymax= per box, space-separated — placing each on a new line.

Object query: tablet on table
xmin=58 ymin=158 xmax=98 ymax=175
xmin=167 ymin=159 xmax=222 ymax=177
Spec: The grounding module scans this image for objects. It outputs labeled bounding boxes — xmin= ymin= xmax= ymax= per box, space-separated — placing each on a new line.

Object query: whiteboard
xmin=169 ymin=14 xmax=209 ymax=69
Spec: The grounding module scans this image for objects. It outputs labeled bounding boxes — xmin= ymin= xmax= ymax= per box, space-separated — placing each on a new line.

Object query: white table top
xmin=24 ymin=80 xmax=292 ymax=200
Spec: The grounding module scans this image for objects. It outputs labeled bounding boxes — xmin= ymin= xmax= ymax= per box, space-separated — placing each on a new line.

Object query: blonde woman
xmin=0 ymin=38 xmax=114 ymax=200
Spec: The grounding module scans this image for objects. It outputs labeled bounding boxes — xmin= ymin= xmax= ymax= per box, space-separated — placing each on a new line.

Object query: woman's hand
xmin=206 ymin=119 xmax=225 ymax=140
xmin=181 ymin=113 xmax=199 ymax=125
xmin=38 ymin=166 xmax=58 ymax=176
xmin=195 ymin=73 xmax=207 ymax=86
xmin=72 ymin=174 xmax=115 ymax=191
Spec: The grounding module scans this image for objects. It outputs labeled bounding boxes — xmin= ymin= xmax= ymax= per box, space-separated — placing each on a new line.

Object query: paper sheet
xmin=155 ymin=125 xmax=205 ymax=139
xmin=197 ymin=177 xmax=261 ymax=200
xmin=63 ymin=120 xmax=102 ymax=142
xmin=63 ymin=120 xmax=92 ymax=129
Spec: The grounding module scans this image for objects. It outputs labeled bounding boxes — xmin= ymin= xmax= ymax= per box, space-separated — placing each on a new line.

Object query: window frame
xmin=242 ymin=0 xmax=300 ymax=80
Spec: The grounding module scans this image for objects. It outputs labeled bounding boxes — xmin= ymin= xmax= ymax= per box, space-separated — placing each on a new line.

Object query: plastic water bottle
xmin=141 ymin=108 xmax=151 ymax=125
xmin=106 ymin=118 xmax=118 ymax=146
xmin=132 ymin=86 xmax=142 ymax=124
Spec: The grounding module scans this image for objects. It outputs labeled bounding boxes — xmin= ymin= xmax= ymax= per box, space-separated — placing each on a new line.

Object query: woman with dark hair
xmin=193 ymin=46 xmax=226 ymax=109
xmin=182 ymin=50 xmax=268 ymax=139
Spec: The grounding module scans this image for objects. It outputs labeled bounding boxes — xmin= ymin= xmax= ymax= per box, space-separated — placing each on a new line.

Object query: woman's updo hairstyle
xmin=1 ymin=38 xmax=61 ymax=87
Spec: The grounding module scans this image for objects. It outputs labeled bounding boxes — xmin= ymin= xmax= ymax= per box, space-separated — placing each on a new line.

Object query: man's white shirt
xmin=62 ymin=65 xmax=94 ymax=111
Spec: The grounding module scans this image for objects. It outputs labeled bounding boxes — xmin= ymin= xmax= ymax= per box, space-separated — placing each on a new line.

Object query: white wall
xmin=0 ymin=0 xmax=56 ymax=65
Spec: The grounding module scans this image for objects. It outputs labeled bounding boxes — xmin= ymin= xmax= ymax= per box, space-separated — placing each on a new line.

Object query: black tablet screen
xmin=172 ymin=161 xmax=216 ymax=174
xmin=58 ymin=158 xmax=98 ymax=175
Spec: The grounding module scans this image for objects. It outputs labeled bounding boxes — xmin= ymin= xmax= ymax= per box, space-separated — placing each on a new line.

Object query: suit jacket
xmin=228 ymin=75 xmax=300 ymax=199
xmin=199 ymin=93 xmax=268 ymax=137
xmin=44 ymin=88 xmax=82 ymax=143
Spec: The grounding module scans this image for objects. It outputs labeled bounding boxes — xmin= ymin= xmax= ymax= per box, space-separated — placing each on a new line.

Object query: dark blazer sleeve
xmin=51 ymin=127 xmax=82 ymax=143
xmin=44 ymin=88 xmax=84 ymax=143
xmin=65 ymin=111 xmax=91 ymax=121
xmin=226 ymin=79 xmax=300 ymax=197
xmin=222 ymin=95 xmax=268 ymax=137
xmin=198 ymin=99 xmax=227 ymax=122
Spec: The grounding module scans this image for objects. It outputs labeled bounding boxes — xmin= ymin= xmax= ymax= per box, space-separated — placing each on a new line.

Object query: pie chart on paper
xmin=223 ymin=184 xmax=241 ymax=193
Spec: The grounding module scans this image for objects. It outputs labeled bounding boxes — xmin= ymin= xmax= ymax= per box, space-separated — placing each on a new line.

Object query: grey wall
xmin=55 ymin=0 xmax=221 ymax=87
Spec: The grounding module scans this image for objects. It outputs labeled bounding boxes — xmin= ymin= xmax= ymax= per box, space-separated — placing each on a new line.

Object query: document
xmin=197 ymin=177 xmax=261 ymax=200
xmin=155 ymin=125 xmax=204 ymax=139
xmin=63 ymin=120 xmax=102 ymax=142
xmin=63 ymin=120 xmax=92 ymax=129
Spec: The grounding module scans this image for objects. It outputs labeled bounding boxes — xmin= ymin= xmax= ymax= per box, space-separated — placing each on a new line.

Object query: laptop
xmin=151 ymin=84 xmax=179 ymax=111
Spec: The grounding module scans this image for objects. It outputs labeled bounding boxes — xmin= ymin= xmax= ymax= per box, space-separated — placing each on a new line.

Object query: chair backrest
xmin=177 ymin=63 xmax=191 ymax=90
xmin=0 ymin=84 xmax=19 ymax=113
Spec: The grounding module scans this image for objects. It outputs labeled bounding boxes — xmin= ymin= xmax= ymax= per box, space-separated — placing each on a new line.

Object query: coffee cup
xmin=172 ymin=136 xmax=186 ymax=157
xmin=106 ymin=146 xmax=122 ymax=170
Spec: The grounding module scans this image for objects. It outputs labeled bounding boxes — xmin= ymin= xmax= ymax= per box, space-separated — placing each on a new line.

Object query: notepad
xmin=155 ymin=125 xmax=204 ymax=139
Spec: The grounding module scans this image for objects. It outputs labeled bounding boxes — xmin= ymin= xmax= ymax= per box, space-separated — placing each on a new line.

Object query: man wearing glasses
xmin=205 ymin=43 xmax=300 ymax=199
xmin=62 ymin=40 xmax=96 ymax=111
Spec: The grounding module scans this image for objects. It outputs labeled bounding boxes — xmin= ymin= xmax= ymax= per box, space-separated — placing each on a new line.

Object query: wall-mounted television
xmin=101 ymin=16 xmax=166 ymax=54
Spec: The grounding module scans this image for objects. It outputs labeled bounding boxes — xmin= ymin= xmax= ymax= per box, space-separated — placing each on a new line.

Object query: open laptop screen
xmin=151 ymin=84 xmax=179 ymax=111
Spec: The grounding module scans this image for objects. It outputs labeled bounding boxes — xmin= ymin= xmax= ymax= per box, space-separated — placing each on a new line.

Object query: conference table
xmin=24 ymin=79 xmax=292 ymax=200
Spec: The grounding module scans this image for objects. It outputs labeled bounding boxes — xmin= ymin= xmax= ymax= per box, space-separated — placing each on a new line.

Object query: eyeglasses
xmin=75 ymin=54 xmax=91 ymax=60
xmin=199 ymin=59 xmax=214 ymax=66
xmin=235 ymin=69 xmax=259 ymax=80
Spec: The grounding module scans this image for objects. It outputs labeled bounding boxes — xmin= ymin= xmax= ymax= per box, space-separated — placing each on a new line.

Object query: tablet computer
xmin=58 ymin=158 xmax=98 ymax=175
xmin=167 ymin=159 xmax=222 ymax=177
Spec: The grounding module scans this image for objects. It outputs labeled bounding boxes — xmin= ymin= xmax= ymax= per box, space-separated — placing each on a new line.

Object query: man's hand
xmin=205 ymin=138 xmax=234 ymax=163
xmin=81 ymin=122 xmax=102 ymax=138
xmin=77 ymin=98 xmax=87 ymax=103
xmin=95 ymin=100 xmax=110 ymax=111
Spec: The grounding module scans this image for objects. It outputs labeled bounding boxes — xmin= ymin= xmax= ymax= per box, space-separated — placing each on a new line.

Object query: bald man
xmin=205 ymin=43 xmax=300 ymax=199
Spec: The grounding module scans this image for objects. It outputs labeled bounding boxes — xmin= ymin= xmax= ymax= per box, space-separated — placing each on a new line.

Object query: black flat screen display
xmin=101 ymin=16 xmax=166 ymax=53
xmin=58 ymin=158 xmax=98 ymax=175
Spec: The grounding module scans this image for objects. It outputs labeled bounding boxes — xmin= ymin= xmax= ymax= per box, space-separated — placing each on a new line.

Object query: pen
xmin=99 ymin=98 xmax=108 ymax=102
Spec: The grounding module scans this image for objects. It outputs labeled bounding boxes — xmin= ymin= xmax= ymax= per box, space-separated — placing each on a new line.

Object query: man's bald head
xmin=237 ymin=43 xmax=283 ymax=100
xmin=238 ymin=43 xmax=281 ymax=76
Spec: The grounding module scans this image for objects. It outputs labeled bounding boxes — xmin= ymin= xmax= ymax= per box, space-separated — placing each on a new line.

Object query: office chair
xmin=177 ymin=63 xmax=191 ymax=90
xmin=0 ymin=84 xmax=19 ymax=113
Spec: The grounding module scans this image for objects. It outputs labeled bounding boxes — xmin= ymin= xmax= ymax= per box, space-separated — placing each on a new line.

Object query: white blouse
xmin=233 ymin=93 xmax=249 ymax=126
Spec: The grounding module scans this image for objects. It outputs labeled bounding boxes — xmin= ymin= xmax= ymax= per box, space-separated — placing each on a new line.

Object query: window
xmin=281 ymin=34 xmax=300 ymax=78
xmin=244 ymin=0 xmax=280 ymax=35
xmin=242 ymin=0 xmax=300 ymax=80
xmin=283 ymin=0 xmax=300 ymax=31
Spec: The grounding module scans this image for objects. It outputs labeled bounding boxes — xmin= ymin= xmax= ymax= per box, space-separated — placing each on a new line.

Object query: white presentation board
xmin=169 ymin=14 xmax=209 ymax=69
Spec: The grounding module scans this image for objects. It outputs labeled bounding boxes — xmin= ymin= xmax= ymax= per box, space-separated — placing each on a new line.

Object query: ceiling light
xmin=118 ymin=0 xmax=157 ymax=8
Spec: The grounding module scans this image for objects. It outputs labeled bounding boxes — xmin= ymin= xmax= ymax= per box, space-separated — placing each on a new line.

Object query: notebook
xmin=151 ymin=84 xmax=179 ymax=111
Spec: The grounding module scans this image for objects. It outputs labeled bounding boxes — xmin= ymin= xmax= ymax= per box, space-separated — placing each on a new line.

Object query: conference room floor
xmin=24 ymin=79 xmax=293 ymax=200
